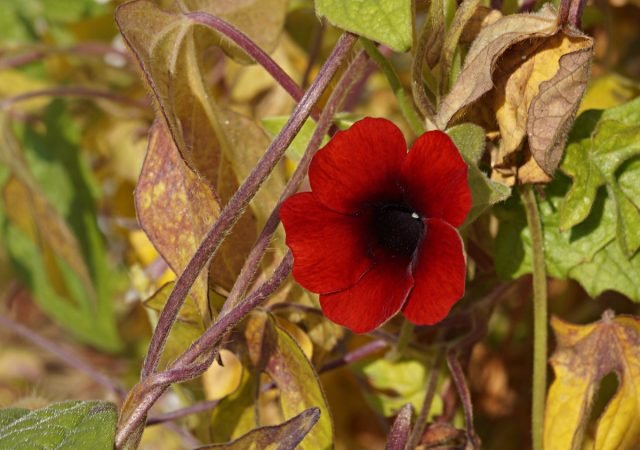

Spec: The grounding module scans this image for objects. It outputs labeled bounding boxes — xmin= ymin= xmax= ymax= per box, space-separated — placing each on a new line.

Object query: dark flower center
xmin=372 ymin=203 xmax=424 ymax=257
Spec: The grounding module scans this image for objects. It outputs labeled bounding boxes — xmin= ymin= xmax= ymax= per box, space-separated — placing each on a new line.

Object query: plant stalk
xmin=522 ymin=186 xmax=548 ymax=450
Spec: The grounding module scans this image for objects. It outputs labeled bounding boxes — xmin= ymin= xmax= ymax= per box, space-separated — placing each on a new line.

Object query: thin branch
xmin=521 ymin=186 xmax=548 ymax=450
xmin=139 ymin=32 xmax=357 ymax=380
xmin=0 ymin=87 xmax=150 ymax=110
xmin=405 ymin=343 xmax=446 ymax=449
xmin=0 ymin=312 xmax=126 ymax=398
xmin=447 ymin=349 xmax=480 ymax=449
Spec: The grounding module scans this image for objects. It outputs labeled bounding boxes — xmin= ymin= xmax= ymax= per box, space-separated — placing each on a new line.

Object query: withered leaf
xmin=437 ymin=4 xmax=560 ymax=128
xmin=197 ymin=408 xmax=320 ymax=450
xmin=117 ymin=0 xmax=287 ymax=292
xmin=437 ymin=4 xmax=593 ymax=185
xmin=135 ymin=121 xmax=219 ymax=321
xmin=545 ymin=312 xmax=640 ymax=450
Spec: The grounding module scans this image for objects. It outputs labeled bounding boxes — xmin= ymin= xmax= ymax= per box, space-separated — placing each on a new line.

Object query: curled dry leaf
xmin=437 ymin=5 xmax=593 ymax=185
xmin=545 ymin=311 xmax=640 ymax=450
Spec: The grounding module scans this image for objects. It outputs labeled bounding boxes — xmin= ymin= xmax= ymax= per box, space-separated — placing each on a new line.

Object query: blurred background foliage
xmin=0 ymin=0 xmax=639 ymax=449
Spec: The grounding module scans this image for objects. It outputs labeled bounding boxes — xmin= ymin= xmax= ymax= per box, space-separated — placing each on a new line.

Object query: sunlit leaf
xmin=494 ymin=174 xmax=640 ymax=301
xmin=245 ymin=311 xmax=333 ymax=450
xmin=315 ymin=0 xmax=413 ymax=52
xmin=0 ymin=401 xmax=117 ymax=449
xmin=545 ymin=312 xmax=640 ymax=450
xmin=198 ymin=408 xmax=320 ymax=450
xmin=560 ymin=98 xmax=640 ymax=257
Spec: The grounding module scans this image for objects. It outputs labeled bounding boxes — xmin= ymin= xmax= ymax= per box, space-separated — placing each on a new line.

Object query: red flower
xmin=280 ymin=118 xmax=471 ymax=333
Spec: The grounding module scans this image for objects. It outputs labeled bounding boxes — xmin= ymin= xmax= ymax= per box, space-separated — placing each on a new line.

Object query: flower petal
xmin=402 ymin=219 xmax=466 ymax=325
xmin=280 ymin=192 xmax=374 ymax=294
xmin=319 ymin=257 xmax=414 ymax=333
xmin=401 ymin=131 xmax=471 ymax=226
xmin=309 ymin=117 xmax=406 ymax=214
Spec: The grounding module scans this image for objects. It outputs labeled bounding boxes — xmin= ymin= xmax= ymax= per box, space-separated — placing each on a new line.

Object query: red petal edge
xmin=309 ymin=117 xmax=406 ymax=214
xmin=402 ymin=218 xmax=466 ymax=325
xmin=280 ymin=192 xmax=374 ymax=294
xmin=320 ymin=257 xmax=414 ymax=333
xmin=401 ymin=131 xmax=471 ymax=227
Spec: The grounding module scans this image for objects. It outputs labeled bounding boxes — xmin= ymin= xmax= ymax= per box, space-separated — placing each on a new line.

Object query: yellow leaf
xmin=202 ymin=349 xmax=244 ymax=401
xmin=545 ymin=311 xmax=640 ymax=450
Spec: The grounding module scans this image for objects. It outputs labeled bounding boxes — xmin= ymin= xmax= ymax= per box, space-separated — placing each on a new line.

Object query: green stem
xmin=522 ymin=186 xmax=548 ymax=450
xmin=360 ymin=38 xmax=425 ymax=135
xmin=386 ymin=320 xmax=415 ymax=361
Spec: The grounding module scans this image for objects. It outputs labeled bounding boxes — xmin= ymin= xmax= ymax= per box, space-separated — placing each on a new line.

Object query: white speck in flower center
xmin=411 ymin=212 xmax=419 ymax=219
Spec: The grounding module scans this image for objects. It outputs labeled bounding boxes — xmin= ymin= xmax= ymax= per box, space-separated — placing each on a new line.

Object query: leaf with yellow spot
xmin=136 ymin=121 xmax=219 ymax=322
xmin=545 ymin=311 xmax=640 ymax=450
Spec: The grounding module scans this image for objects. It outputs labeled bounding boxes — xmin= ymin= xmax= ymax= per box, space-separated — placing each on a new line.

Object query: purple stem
xmin=186 ymin=12 xmax=319 ymax=121
xmin=115 ymin=253 xmax=293 ymax=449
xmin=220 ymin=49 xmax=370 ymax=317
xmin=0 ymin=312 xmax=126 ymax=398
xmin=447 ymin=349 xmax=480 ymax=448
xmin=138 ymin=32 xmax=357 ymax=380
xmin=406 ymin=344 xmax=446 ymax=449
xmin=0 ymin=87 xmax=150 ymax=110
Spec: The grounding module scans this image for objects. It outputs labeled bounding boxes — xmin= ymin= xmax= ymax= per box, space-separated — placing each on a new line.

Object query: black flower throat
xmin=372 ymin=203 xmax=425 ymax=257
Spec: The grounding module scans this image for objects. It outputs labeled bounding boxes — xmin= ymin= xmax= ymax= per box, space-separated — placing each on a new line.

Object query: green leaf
xmin=447 ymin=123 xmax=511 ymax=224
xmin=495 ymin=174 xmax=640 ymax=301
xmin=352 ymin=357 xmax=442 ymax=418
xmin=246 ymin=311 xmax=333 ymax=450
xmin=315 ymin=0 xmax=413 ymax=52
xmin=0 ymin=401 xmax=117 ymax=449
xmin=0 ymin=103 xmax=122 ymax=352
xmin=560 ymin=98 xmax=640 ymax=257
xmin=198 ymin=408 xmax=320 ymax=450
